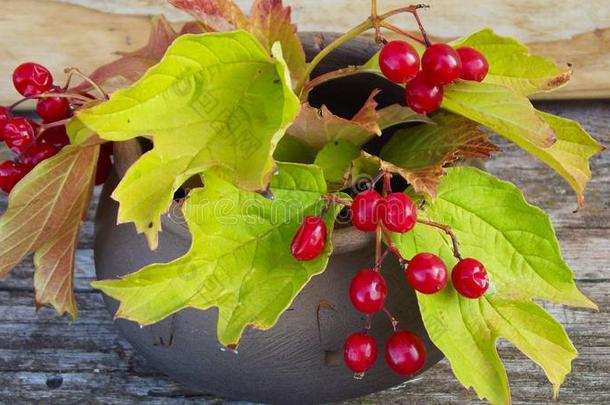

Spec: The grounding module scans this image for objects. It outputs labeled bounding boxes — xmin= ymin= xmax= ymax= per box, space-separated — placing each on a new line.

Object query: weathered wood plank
xmin=0 ymin=0 xmax=609 ymax=103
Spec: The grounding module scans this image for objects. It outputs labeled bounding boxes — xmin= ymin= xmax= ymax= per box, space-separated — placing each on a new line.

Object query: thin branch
xmin=64 ymin=67 xmax=109 ymax=100
xmin=379 ymin=21 xmax=427 ymax=45
xmin=296 ymin=19 xmax=373 ymax=95
xmin=374 ymin=248 xmax=390 ymax=270
xmin=417 ymin=219 xmax=463 ymax=260
xmin=375 ymin=225 xmax=383 ymax=268
xmin=380 ymin=226 xmax=409 ymax=266
xmin=41 ymin=118 xmax=72 ymax=131
xmin=383 ymin=307 xmax=399 ymax=331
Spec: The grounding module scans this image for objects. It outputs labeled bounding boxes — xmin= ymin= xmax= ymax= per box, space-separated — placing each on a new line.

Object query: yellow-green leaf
xmin=393 ymin=167 xmax=595 ymax=404
xmin=76 ymin=31 xmax=299 ymax=249
xmin=451 ymin=28 xmax=571 ymax=96
xmin=527 ymin=112 xmax=604 ymax=209
xmin=442 ymin=81 xmax=556 ymax=148
xmin=92 ymin=163 xmax=341 ymax=346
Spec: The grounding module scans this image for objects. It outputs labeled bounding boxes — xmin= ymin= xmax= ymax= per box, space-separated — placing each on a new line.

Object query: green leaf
xmin=442 ymin=81 xmax=556 ymax=148
xmin=92 ymin=163 xmax=341 ymax=346
xmin=286 ymin=89 xmax=432 ymax=151
xmin=314 ymin=139 xmax=361 ymax=190
xmin=380 ymin=112 xmax=498 ymax=196
xmin=273 ymin=135 xmax=317 ymax=163
xmin=392 ymin=167 xmax=595 ymax=404
xmin=451 ymin=28 xmax=571 ymax=96
xmin=0 ymin=145 xmax=98 ymax=318
xmin=76 ymin=31 xmax=300 ymax=249
xmin=526 ymin=112 xmax=604 ymax=208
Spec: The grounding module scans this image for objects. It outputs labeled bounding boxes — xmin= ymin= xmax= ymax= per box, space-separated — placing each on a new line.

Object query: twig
xmin=383 ymin=307 xmax=399 ymax=331
xmin=374 ymin=248 xmax=390 ymax=270
xmin=417 ymin=219 xmax=463 ymax=260
xmin=379 ymin=21 xmax=427 ymax=45
xmin=64 ymin=67 xmax=109 ymax=100
xmin=380 ymin=226 xmax=409 ymax=266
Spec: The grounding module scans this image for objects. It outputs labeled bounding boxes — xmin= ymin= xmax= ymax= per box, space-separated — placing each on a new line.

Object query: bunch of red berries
xmin=0 ymin=63 xmax=112 ymax=193
xmin=378 ymin=41 xmax=489 ymax=114
xmin=291 ymin=174 xmax=491 ymax=378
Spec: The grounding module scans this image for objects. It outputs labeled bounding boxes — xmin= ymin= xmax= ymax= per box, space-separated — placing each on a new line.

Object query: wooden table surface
xmin=0 ymin=100 xmax=608 ymax=404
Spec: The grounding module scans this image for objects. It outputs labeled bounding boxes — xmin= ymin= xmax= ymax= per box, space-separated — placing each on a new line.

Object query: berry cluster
xmin=291 ymin=172 xmax=491 ymax=378
xmin=0 ymin=63 xmax=112 ymax=193
xmin=379 ymin=41 xmax=489 ymax=114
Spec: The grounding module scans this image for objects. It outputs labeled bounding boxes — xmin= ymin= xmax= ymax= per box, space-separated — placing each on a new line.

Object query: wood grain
xmin=0 ymin=0 xmax=608 ymax=104
xmin=0 ymin=100 xmax=608 ymax=403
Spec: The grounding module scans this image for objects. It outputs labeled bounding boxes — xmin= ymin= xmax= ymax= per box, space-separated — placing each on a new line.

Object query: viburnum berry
xmin=40 ymin=125 xmax=70 ymax=147
xmin=456 ymin=47 xmax=489 ymax=82
xmin=405 ymin=72 xmax=443 ymax=114
xmin=421 ymin=43 xmax=462 ymax=86
xmin=3 ymin=117 xmax=39 ymax=153
xmin=380 ymin=193 xmax=417 ymax=233
xmin=0 ymin=160 xmax=28 ymax=193
xmin=452 ymin=258 xmax=490 ymax=298
xmin=344 ymin=333 xmax=378 ymax=374
xmin=291 ymin=215 xmax=327 ymax=261
xmin=378 ymin=40 xmax=420 ymax=84
xmin=95 ymin=145 xmax=114 ymax=186
xmin=20 ymin=143 xmax=57 ymax=170
xmin=385 ymin=330 xmax=426 ymax=376
xmin=36 ymin=93 xmax=71 ymax=123
xmin=351 ymin=189 xmax=383 ymax=232
xmin=406 ymin=253 xmax=448 ymax=294
xmin=13 ymin=62 xmax=53 ymax=97
xmin=349 ymin=269 xmax=387 ymax=314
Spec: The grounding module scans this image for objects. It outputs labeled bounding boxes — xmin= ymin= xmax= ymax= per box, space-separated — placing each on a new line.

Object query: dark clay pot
xmin=94 ymin=32 xmax=443 ymax=404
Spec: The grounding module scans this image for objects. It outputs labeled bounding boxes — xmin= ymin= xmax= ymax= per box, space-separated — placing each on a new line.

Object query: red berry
xmin=349 ymin=269 xmax=387 ymax=314
xmin=0 ymin=160 xmax=28 ymax=193
xmin=456 ymin=47 xmax=489 ymax=82
xmin=13 ymin=62 xmax=53 ymax=97
xmin=381 ymin=193 xmax=417 ymax=233
xmin=385 ymin=330 xmax=426 ymax=376
xmin=0 ymin=106 xmax=11 ymax=136
xmin=379 ymin=40 xmax=420 ymax=84
xmin=3 ymin=117 xmax=39 ymax=153
xmin=452 ymin=258 xmax=490 ymax=298
xmin=20 ymin=143 xmax=57 ymax=170
xmin=36 ymin=93 xmax=71 ymax=123
xmin=405 ymin=72 xmax=444 ymax=114
xmin=40 ymin=125 xmax=70 ymax=147
xmin=351 ymin=190 xmax=383 ymax=232
xmin=406 ymin=253 xmax=448 ymax=294
xmin=344 ymin=333 xmax=378 ymax=374
xmin=95 ymin=148 xmax=112 ymax=186
xmin=291 ymin=215 xmax=327 ymax=261
xmin=421 ymin=43 xmax=462 ymax=86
